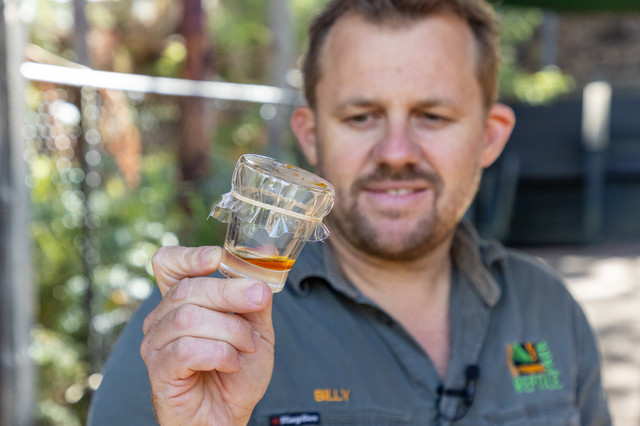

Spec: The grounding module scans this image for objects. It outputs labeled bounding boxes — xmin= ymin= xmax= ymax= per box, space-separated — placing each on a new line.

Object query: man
xmin=89 ymin=0 xmax=611 ymax=424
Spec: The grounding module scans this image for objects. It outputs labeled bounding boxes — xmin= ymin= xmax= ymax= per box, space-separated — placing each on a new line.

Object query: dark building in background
xmin=556 ymin=13 xmax=640 ymax=93
xmin=478 ymin=11 xmax=640 ymax=246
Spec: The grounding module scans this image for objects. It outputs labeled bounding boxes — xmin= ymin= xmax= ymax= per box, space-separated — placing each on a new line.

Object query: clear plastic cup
xmin=210 ymin=154 xmax=334 ymax=292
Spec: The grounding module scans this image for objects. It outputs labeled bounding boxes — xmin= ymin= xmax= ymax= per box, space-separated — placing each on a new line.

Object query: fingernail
xmin=247 ymin=283 xmax=264 ymax=305
xmin=253 ymin=330 xmax=262 ymax=350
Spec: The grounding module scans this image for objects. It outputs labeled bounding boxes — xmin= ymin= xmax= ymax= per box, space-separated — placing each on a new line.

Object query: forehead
xmin=316 ymin=12 xmax=482 ymax=106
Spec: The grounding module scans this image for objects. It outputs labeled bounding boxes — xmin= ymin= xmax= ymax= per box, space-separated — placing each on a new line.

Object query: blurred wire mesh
xmin=22 ymin=66 xmax=299 ymax=425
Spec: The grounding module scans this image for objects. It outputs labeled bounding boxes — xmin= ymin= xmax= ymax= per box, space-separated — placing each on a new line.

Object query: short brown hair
xmin=302 ymin=0 xmax=501 ymax=110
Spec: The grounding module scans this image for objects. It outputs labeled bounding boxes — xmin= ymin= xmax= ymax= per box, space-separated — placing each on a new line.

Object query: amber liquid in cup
xmin=219 ymin=245 xmax=296 ymax=292
xmin=212 ymin=154 xmax=335 ymax=292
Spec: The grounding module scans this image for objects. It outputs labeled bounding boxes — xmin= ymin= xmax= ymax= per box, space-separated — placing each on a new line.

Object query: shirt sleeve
xmin=87 ymin=287 xmax=161 ymax=426
xmin=572 ymin=300 xmax=612 ymax=426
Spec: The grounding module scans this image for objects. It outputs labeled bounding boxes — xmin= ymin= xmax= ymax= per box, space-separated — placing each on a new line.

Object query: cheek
xmin=318 ymin=152 xmax=355 ymax=194
xmin=428 ymin=137 xmax=484 ymax=189
xmin=317 ymin=133 xmax=369 ymax=185
xmin=446 ymin=154 xmax=484 ymax=207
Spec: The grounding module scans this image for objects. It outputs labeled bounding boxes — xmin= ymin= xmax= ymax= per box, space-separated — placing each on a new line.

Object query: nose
xmin=371 ymin=117 xmax=421 ymax=169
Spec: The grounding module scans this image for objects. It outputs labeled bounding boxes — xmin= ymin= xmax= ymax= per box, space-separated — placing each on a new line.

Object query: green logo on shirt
xmin=506 ymin=340 xmax=563 ymax=393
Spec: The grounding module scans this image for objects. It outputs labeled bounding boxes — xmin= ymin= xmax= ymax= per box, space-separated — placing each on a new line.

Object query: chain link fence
xmin=22 ymin=63 xmax=299 ymax=425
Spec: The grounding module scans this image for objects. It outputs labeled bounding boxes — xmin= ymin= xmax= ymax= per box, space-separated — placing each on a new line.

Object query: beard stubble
xmin=323 ymin=163 xmax=470 ymax=262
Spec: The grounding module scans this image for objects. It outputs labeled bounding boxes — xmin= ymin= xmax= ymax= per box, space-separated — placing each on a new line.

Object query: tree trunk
xmin=0 ymin=1 xmax=34 ymax=425
xmin=178 ymin=0 xmax=214 ymax=186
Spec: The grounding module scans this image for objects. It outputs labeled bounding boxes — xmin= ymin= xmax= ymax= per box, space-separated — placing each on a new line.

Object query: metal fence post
xmin=581 ymin=80 xmax=612 ymax=243
xmin=0 ymin=0 xmax=34 ymax=424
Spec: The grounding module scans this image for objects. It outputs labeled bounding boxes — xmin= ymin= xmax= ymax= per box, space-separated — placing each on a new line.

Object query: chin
xmin=363 ymin=241 xmax=431 ymax=262
xmin=330 ymin=201 xmax=455 ymax=260
xmin=358 ymin=225 xmax=440 ymax=261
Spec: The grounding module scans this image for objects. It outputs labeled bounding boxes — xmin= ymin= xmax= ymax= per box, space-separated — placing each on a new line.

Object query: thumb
xmin=151 ymin=246 xmax=222 ymax=296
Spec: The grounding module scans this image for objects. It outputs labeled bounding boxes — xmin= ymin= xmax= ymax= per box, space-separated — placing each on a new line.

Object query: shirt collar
xmin=287 ymin=240 xmax=361 ymax=299
xmin=287 ymin=220 xmax=504 ymax=307
xmin=451 ymin=220 xmax=504 ymax=307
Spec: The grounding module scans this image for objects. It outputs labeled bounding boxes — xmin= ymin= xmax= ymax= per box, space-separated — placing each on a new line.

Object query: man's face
xmin=294 ymin=13 xmax=510 ymax=261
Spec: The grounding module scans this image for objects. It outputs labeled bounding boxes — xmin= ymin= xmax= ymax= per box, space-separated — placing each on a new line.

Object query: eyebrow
xmin=334 ymin=96 xmax=458 ymax=113
xmin=413 ymin=98 xmax=458 ymax=109
xmin=334 ymin=97 xmax=379 ymax=113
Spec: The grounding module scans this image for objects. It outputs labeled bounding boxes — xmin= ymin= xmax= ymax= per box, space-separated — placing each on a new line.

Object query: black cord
xmin=435 ymin=365 xmax=480 ymax=422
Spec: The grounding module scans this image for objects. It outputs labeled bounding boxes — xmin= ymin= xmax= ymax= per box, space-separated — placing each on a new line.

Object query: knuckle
xmin=173 ymin=336 xmax=199 ymax=362
xmin=177 ymin=246 xmax=209 ymax=274
xmin=217 ymin=341 xmax=238 ymax=363
xmin=141 ymin=322 xmax=161 ymax=354
xmin=140 ymin=334 xmax=153 ymax=363
xmin=168 ymin=277 xmax=194 ymax=303
xmin=172 ymin=304 xmax=199 ymax=330
xmin=210 ymin=340 xmax=239 ymax=368
xmin=151 ymin=247 xmax=171 ymax=276
xmin=172 ymin=337 xmax=239 ymax=370
xmin=223 ymin=316 xmax=247 ymax=339
xmin=213 ymin=278 xmax=235 ymax=308
xmin=142 ymin=314 xmax=154 ymax=335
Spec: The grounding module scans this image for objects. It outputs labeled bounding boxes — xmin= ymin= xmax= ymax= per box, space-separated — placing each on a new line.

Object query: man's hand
xmin=140 ymin=246 xmax=275 ymax=426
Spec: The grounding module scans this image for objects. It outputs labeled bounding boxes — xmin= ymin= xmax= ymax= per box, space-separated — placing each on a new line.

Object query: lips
xmin=361 ymin=182 xmax=430 ymax=206
xmin=364 ymin=180 xmax=428 ymax=194
xmin=352 ymin=167 xmax=441 ymax=211
xmin=367 ymin=187 xmax=425 ymax=198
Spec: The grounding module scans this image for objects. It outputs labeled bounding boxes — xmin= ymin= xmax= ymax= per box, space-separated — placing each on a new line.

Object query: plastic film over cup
xmin=210 ymin=154 xmax=334 ymax=292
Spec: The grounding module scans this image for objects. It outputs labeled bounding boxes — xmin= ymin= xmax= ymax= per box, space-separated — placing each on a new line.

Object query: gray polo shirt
xmin=88 ymin=222 xmax=611 ymax=425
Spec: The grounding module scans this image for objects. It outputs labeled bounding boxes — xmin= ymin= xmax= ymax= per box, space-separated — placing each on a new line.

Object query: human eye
xmin=345 ymin=112 xmax=378 ymax=127
xmin=414 ymin=110 xmax=452 ymax=128
xmin=419 ymin=111 xmax=447 ymax=122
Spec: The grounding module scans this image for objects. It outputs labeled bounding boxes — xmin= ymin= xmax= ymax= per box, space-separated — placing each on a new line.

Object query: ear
xmin=481 ymin=103 xmax=516 ymax=168
xmin=290 ymin=106 xmax=318 ymax=166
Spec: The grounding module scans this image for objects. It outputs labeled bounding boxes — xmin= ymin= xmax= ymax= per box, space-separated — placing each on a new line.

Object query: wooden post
xmin=178 ymin=0 xmax=214 ymax=185
xmin=0 ymin=0 xmax=34 ymax=425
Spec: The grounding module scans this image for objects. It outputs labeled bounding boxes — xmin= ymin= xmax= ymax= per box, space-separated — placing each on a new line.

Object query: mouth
xmin=361 ymin=182 xmax=431 ymax=207
xmin=352 ymin=167 xmax=442 ymax=213
xmin=376 ymin=188 xmax=421 ymax=196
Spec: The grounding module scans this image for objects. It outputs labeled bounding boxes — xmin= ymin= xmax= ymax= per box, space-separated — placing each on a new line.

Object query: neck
xmin=327 ymin=229 xmax=455 ymax=378
xmin=329 ymin=231 xmax=454 ymax=304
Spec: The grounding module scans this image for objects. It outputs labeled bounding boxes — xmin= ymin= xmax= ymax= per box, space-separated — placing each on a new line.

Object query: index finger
xmin=141 ymin=276 xmax=272 ymax=336
xmin=151 ymin=246 xmax=221 ymax=295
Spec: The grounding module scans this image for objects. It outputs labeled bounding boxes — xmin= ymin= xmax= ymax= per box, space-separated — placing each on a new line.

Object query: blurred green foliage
xmin=498 ymin=7 xmax=576 ymax=104
xmin=22 ymin=0 xmax=576 ymax=424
